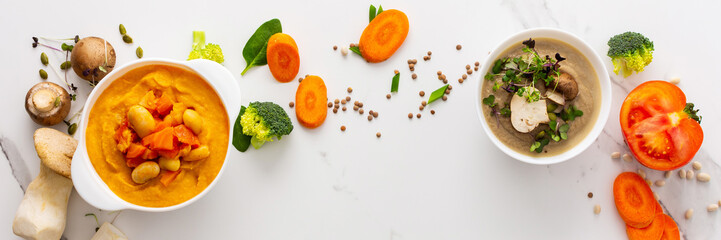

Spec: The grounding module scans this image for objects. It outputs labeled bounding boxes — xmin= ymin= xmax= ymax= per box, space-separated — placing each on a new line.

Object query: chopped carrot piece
xmin=267 ymin=33 xmax=300 ymax=83
xmin=156 ymin=93 xmax=174 ymax=116
xmin=157 ymin=148 xmax=180 ymax=159
xmin=139 ymin=91 xmax=157 ymax=112
xmin=154 ymin=115 xmax=174 ymax=133
xmin=125 ymin=158 xmax=145 ymax=168
xmin=149 ymin=127 xmax=176 ymax=151
xmin=160 ymin=169 xmax=182 ymax=187
xmin=126 ymin=143 xmax=147 ymax=159
xmin=295 ymin=75 xmax=328 ymax=128
xmin=173 ymin=125 xmax=200 ymax=147
xmin=141 ymin=149 xmax=158 ymax=159
xmin=626 ymin=213 xmax=665 ymax=240
xmin=114 ymin=120 xmax=135 ymax=153
xmin=614 ymin=172 xmax=658 ymax=228
xmin=358 ymin=9 xmax=409 ymax=63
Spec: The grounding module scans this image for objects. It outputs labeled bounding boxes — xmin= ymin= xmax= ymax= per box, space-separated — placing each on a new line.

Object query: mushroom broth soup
xmin=481 ymin=38 xmax=601 ymax=156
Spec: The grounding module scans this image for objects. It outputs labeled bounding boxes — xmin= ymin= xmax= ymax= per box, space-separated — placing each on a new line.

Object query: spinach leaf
xmin=428 ymin=84 xmax=449 ymax=104
xmin=232 ymin=106 xmax=252 ymax=152
xmin=391 ymin=73 xmax=400 ymax=92
xmin=241 ymin=19 xmax=282 ymax=75
xmin=349 ymin=46 xmax=362 ymax=56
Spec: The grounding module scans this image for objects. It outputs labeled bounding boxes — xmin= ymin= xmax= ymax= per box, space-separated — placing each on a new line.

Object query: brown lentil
xmin=442 ymin=95 xmax=448 ymax=101
xmin=475 ymin=61 xmax=480 ymax=66
xmin=445 ymin=89 xmax=451 ymax=94
xmin=376 ymin=132 xmax=381 ymax=138
xmin=462 ymin=74 xmax=467 ymax=80
xmin=408 ymin=113 xmax=413 ymax=119
xmin=298 ymin=77 xmax=303 ymax=82
xmin=419 ymin=91 xmax=425 ymax=97
xmin=427 ymin=51 xmax=432 ymax=56
xmin=407 ymin=59 xmax=413 ymax=64
xmin=423 ymin=56 xmax=430 ymax=61
xmin=346 ymin=96 xmax=351 ymax=101
xmin=409 ymin=63 xmax=415 ymax=68
xmin=328 ymin=102 xmax=333 ymax=108
xmin=368 ymin=115 xmax=373 ymax=121
xmin=353 ymin=106 xmax=359 ymax=111
xmin=416 ymin=113 xmax=421 ymax=119
xmin=459 ymin=79 xmax=464 ymax=83
xmin=447 ymin=85 xmax=452 ymax=90
xmin=437 ymin=71 xmax=442 ymax=75
xmin=430 ymin=110 xmax=435 ymax=114
xmin=341 ymin=125 xmax=346 ymax=131
xmin=359 ymin=109 xmax=364 ymax=114
xmin=386 ymin=94 xmax=391 ymax=99
xmin=354 ymin=101 xmax=359 ymax=106
xmin=342 ymin=106 xmax=347 ymax=111
xmin=456 ymin=44 xmax=462 ymax=50
xmin=333 ymin=108 xmax=338 ymax=113
xmin=587 ymin=192 xmax=593 ymax=198
xmin=441 ymin=74 xmax=446 ymax=80
xmin=412 ymin=73 xmax=417 ymax=79
xmin=467 ymin=69 xmax=473 ymax=74
xmin=341 ymin=99 xmax=347 ymax=104
xmin=419 ymin=105 xmax=425 ymax=111
xmin=358 ymin=102 xmax=364 ymax=108
xmin=347 ymin=87 xmax=353 ymax=93
xmin=466 ymin=64 xmax=471 ymax=70
xmin=421 ymin=101 xmax=427 ymax=106
xmin=373 ymin=112 xmax=378 ymax=118
xmin=474 ymin=66 xmax=479 ymax=71
xmin=443 ymin=79 xmax=448 ymax=84
xmin=349 ymin=43 xmax=355 ymax=47
xmin=412 ymin=59 xmax=417 ymax=64
xmin=333 ymin=45 xmax=338 ymax=50
xmin=334 ymin=99 xmax=340 ymax=104
xmin=394 ymin=69 xmax=399 ymax=74
xmin=289 ymin=102 xmax=295 ymax=108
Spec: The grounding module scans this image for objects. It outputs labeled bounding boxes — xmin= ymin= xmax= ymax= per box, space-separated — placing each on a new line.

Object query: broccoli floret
xmin=607 ymin=32 xmax=654 ymax=77
xmin=240 ymin=102 xmax=293 ymax=149
xmin=188 ymin=31 xmax=225 ymax=64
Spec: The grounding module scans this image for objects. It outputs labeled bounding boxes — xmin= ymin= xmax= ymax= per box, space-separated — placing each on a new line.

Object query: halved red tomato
xmin=620 ymin=81 xmax=703 ymax=170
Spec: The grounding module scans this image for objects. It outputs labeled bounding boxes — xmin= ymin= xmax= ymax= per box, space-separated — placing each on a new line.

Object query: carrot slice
xmin=141 ymin=149 xmax=158 ymax=159
xmin=139 ymin=91 xmax=157 ymax=112
xmin=155 ymin=93 xmax=174 ymax=116
xmin=157 ymin=148 xmax=179 ymax=159
xmin=659 ymin=214 xmax=680 ymax=240
xmin=626 ymin=213 xmax=665 ymax=240
xmin=114 ymin=121 xmax=135 ymax=153
xmin=614 ymin=172 xmax=658 ymax=228
xmin=125 ymin=158 xmax=145 ymax=168
xmin=359 ymin=9 xmax=409 ymax=63
xmin=125 ymin=143 xmax=147 ymax=159
xmin=154 ymin=115 xmax=174 ymax=133
xmin=295 ymin=75 xmax=327 ymax=128
xmin=143 ymin=127 xmax=176 ymax=151
xmin=267 ymin=33 xmax=300 ymax=83
xmin=173 ymin=125 xmax=200 ymax=147
xmin=160 ymin=169 xmax=182 ymax=187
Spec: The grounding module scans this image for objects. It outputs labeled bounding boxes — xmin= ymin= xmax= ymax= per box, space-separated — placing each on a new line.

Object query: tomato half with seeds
xmin=620 ymin=81 xmax=703 ymax=170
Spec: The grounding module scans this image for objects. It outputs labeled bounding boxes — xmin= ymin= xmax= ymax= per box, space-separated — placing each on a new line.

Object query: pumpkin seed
xmin=122 ymin=35 xmax=133 ymax=43
xmin=39 ymin=69 xmax=48 ymax=79
xmin=40 ymin=52 xmax=48 ymax=65
xmin=119 ymin=24 xmax=127 ymax=35
xmin=136 ymin=47 xmax=143 ymax=58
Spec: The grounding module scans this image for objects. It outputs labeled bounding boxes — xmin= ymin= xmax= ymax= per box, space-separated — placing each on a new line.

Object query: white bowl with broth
xmin=475 ymin=28 xmax=611 ymax=165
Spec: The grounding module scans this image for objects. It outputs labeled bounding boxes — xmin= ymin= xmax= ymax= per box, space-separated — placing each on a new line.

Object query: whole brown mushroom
xmin=71 ymin=37 xmax=116 ymax=82
xmin=25 ymin=82 xmax=71 ymax=126
xmin=552 ymin=72 xmax=579 ymax=100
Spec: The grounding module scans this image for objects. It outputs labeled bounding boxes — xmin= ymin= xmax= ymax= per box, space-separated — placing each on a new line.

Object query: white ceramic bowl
xmin=475 ymin=28 xmax=611 ymax=165
xmin=71 ymin=58 xmax=240 ymax=212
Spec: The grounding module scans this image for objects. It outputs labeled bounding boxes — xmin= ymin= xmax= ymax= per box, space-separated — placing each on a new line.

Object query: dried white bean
xmin=692 ymin=161 xmax=702 ymax=170
xmin=646 ymin=179 xmax=652 ymax=186
xmin=687 ymin=170 xmax=695 ymax=180
xmin=655 ymin=180 xmax=666 ymax=187
xmin=685 ymin=209 xmax=694 ymax=219
xmin=622 ymin=154 xmax=633 ymax=162
xmin=679 ymin=169 xmax=687 ymax=179
xmin=707 ymin=204 xmax=718 ymax=212
xmin=611 ymin=152 xmax=621 ymax=159
xmin=669 ymin=77 xmax=681 ymax=84
xmin=341 ymin=48 xmax=349 ymax=56
xmin=593 ymin=204 xmax=601 ymax=215
xmin=697 ymin=172 xmax=711 ymax=182
xmin=664 ymin=171 xmax=671 ymax=179
xmin=637 ymin=169 xmax=647 ymax=179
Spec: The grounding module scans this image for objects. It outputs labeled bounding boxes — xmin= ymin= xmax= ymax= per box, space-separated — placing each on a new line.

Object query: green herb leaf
xmin=428 ymin=84 xmax=449 ymax=104
xmin=492 ymin=82 xmax=502 ymax=91
xmin=683 ymin=103 xmax=702 ymax=123
xmin=559 ymin=123 xmax=570 ymax=140
xmin=549 ymin=120 xmax=557 ymax=131
xmin=369 ymin=5 xmax=377 ymax=22
xmin=484 ymin=73 xmax=495 ymax=81
xmin=530 ymin=141 xmax=541 ymax=152
xmin=98 ymin=65 xmax=107 ymax=73
xmin=391 ymin=73 xmax=399 ymax=92
xmin=349 ymin=46 xmax=362 ymax=56
xmin=560 ymin=105 xmax=583 ymax=121
xmin=241 ymin=19 xmax=282 ymax=75
xmin=482 ymin=95 xmax=496 ymax=107
xmin=232 ymin=106 xmax=252 ymax=152
xmin=377 ymin=5 xmax=383 ymax=15
xmin=499 ymin=104 xmax=511 ymax=117
xmin=492 ymin=59 xmax=504 ymax=74
xmin=531 ymin=138 xmax=550 ymax=153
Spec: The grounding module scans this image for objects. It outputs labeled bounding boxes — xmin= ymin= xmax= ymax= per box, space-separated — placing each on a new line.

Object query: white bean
xmin=707 ymin=204 xmax=718 ymax=212
xmin=622 ymin=154 xmax=633 ymax=162
xmin=637 ymin=169 xmax=647 ymax=179
xmin=679 ymin=169 xmax=687 ymax=179
xmin=685 ymin=209 xmax=694 ymax=219
xmin=611 ymin=152 xmax=621 ymax=159
xmin=664 ymin=171 xmax=671 ymax=179
xmin=669 ymin=77 xmax=681 ymax=84
xmin=593 ymin=204 xmax=601 ymax=215
xmin=341 ymin=48 xmax=349 ymax=56
xmin=692 ymin=161 xmax=702 ymax=170
xmin=654 ymin=180 xmax=665 ymax=187
xmin=697 ymin=173 xmax=711 ymax=182
xmin=687 ymin=170 xmax=695 ymax=180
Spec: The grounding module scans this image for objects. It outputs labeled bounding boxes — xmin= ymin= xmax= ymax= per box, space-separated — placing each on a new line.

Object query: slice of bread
xmin=33 ymin=128 xmax=77 ymax=179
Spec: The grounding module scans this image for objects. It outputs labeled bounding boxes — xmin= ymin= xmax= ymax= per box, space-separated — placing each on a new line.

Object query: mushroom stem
xmin=32 ymin=89 xmax=58 ymax=113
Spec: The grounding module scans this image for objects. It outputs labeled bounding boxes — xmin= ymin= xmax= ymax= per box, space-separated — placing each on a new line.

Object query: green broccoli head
xmin=607 ymin=32 xmax=654 ymax=77
xmin=240 ymin=101 xmax=293 ymax=149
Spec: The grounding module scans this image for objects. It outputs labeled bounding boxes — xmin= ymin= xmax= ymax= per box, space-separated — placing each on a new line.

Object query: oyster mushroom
xmin=25 ymin=82 xmax=71 ymax=126
xmin=510 ymin=87 xmax=550 ymax=133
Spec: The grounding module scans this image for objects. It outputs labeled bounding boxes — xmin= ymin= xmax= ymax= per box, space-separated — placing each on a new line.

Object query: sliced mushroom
xmin=510 ymin=87 xmax=550 ymax=133
xmin=25 ymin=82 xmax=71 ymax=126
xmin=91 ymin=222 xmax=128 ymax=240
xmin=551 ymin=72 xmax=579 ymax=100
xmin=545 ymin=90 xmax=565 ymax=106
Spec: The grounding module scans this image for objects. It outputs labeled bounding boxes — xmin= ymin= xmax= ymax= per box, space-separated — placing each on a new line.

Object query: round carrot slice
xmin=267 ymin=33 xmax=300 ymax=83
xmin=359 ymin=9 xmax=409 ymax=63
xmin=295 ymin=75 xmax=327 ymax=128
xmin=614 ymin=172 xmax=658 ymax=228
xmin=626 ymin=213 xmax=665 ymax=240
xmin=659 ymin=214 xmax=680 ymax=240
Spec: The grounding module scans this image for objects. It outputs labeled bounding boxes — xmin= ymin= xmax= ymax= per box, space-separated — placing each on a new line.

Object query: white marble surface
xmin=1 ymin=0 xmax=719 ymax=239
